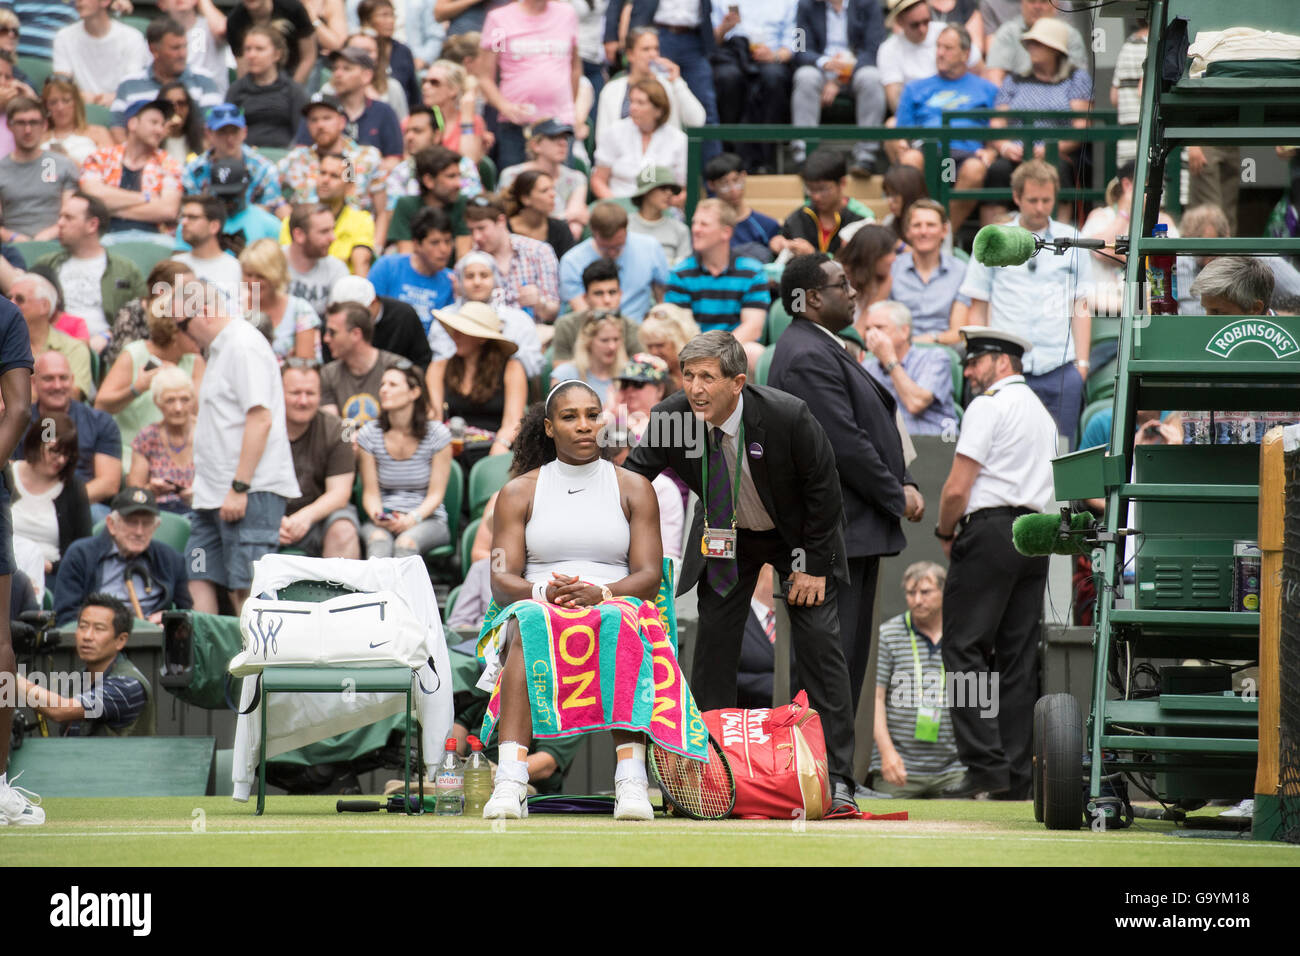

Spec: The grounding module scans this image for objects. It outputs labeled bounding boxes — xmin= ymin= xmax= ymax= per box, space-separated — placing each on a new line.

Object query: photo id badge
xmin=702 ymin=526 xmax=737 ymax=560
xmin=914 ymin=706 xmax=941 ymax=743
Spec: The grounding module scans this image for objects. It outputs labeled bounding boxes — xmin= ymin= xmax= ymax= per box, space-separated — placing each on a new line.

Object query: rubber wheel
xmin=1041 ymin=693 xmax=1085 ymax=830
xmin=1032 ymin=697 xmax=1048 ymax=823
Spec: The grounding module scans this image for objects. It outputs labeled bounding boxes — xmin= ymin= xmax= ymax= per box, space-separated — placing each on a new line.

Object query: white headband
xmin=545 ymin=378 xmax=600 ymax=410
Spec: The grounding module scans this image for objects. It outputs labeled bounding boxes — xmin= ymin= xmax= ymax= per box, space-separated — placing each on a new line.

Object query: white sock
xmin=497 ymin=741 xmax=529 ymax=785
xmin=614 ymin=757 xmax=647 ymax=784
xmin=0 ymin=772 xmax=6 ymax=789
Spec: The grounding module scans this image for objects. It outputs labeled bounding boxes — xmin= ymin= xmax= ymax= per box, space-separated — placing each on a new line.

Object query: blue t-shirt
xmin=295 ymin=98 xmax=403 ymax=156
xmin=0 ymin=298 xmax=33 ymax=504
xmin=896 ymin=72 xmax=1000 ymax=155
xmin=732 ymin=209 xmax=780 ymax=249
xmin=367 ymin=254 xmax=455 ymax=334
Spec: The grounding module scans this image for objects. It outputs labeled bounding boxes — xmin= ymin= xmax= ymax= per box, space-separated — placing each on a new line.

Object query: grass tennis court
xmin=9 ymin=797 xmax=1300 ymax=866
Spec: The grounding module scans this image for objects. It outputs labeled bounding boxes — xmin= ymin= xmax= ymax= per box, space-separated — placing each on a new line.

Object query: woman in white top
xmin=594 ymin=26 xmax=704 ymax=147
xmin=6 ymin=411 xmax=92 ymax=582
xmin=591 ymin=76 xmax=687 ymax=202
xmin=482 ymin=381 xmax=667 ymax=821
xmin=41 ymin=74 xmax=111 ymax=165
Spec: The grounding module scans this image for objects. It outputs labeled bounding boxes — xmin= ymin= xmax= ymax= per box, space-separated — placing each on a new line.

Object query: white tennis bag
xmin=230 ymin=589 xmax=428 ymax=676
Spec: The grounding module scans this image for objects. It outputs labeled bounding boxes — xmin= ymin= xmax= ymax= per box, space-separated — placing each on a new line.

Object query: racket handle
xmin=336 ymin=799 xmax=383 ymax=813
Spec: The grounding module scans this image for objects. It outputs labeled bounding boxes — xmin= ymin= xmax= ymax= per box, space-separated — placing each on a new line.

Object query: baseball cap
xmin=123 ymin=97 xmax=174 ymax=123
xmin=330 ymin=45 xmax=376 ymax=71
xmin=615 ymin=354 xmax=669 ymax=386
xmin=328 ymin=274 xmax=377 ymax=308
xmin=110 ymin=486 xmax=159 ymax=518
xmin=528 ymin=118 xmax=574 ymax=139
xmin=303 ymin=92 xmax=347 ymax=117
xmin=205 ymin=103 xmax=246 ymax=131
xmin=632 ymin=165 xmax=682 ymax=199
xmin=209 ymin=158 xmax=249 ymax=198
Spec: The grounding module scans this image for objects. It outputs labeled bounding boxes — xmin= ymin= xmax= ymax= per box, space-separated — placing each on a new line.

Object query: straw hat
xmin=1020 ymin=17 xmax=1071 ymax=57
xmin=433 ymin=301 xmax=518 ymax=355
xmin=886 ymin=0 xmax=928 ymax=28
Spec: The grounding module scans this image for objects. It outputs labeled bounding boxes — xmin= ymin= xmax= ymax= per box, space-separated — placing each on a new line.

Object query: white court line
xmin=8 ymin=828 xmax=1300 ymax=851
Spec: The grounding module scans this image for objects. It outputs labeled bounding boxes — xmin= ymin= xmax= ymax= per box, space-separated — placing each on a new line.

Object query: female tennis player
xmin=477 ymin=379 xmax=705 ymax=820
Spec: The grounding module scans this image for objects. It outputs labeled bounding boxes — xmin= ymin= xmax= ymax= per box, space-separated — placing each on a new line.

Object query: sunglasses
xmin=0 ymin=26 xmax=17 ymax=36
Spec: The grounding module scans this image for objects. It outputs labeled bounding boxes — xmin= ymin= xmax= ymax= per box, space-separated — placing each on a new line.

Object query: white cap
xmin=328 ymin=275 xmax=376 ymax=308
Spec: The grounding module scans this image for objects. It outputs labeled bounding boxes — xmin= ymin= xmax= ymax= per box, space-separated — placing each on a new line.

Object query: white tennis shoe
xmin=614 ymin=777 xmax=654 ymax=821
xmin=483 ymin=778 xmax=528 ymax=819
xmin=0 ymin=773 xmax=46 ymax=826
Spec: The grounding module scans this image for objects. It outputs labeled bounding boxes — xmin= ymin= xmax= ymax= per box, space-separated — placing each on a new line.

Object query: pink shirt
xmin=481 ymin=1 xmax=578 ymax=125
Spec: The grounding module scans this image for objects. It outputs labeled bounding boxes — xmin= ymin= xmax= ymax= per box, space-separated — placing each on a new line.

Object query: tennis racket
xmin=649 ymin=735 xmax=736 ymax=820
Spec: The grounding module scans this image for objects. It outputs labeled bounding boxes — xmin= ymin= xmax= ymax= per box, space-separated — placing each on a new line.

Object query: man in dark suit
xmin=791 ymin=0 xmax=887 ymax=173
xmin=767 ymin=253 xmax=924 ymax=743
xmin=604 ymin=0 xmax=720 ymax=162
xmin=625 ymin=329 xmax=860 ymax=814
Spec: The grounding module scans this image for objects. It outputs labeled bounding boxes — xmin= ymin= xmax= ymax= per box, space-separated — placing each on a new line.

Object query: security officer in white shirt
xmin=933 ymin=327 xmax=1057 ymax=800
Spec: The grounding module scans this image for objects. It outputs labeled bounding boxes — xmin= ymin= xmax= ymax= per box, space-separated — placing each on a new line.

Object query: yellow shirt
xmin=279 ymin=203 xmax=376 ymax=271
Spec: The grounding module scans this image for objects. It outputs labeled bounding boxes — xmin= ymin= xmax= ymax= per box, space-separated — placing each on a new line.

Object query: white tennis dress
xmin=524 ymin=458 xmax=630 ymax=587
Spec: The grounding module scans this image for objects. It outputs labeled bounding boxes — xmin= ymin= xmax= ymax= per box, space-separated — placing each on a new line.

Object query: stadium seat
xmin=459 ymin=516 xmax=481 ymax=574
xmin=16 ymin=56 xmax=51 ymax=90
xmin=12 ymin=239 xmax=60 ymax=264
xmin=84 ymin=103 xmax=113 ymax=127
xmin=89 ymin=347 xmax=100 ymax=387
xmin=254 ymin=146 xmax=289 ymax=165
xmin=1078 ymin=397 xmax=1114 ymax=446
xmin=912 ymin=342 xmax=965 ymax=411
xmin=764 ymin=299 xmax=792 ymax=345
xmin=477 ymin=155 xmax=498 ymax=193
xmin=754 ymin=343 xmax=775 ymax=385
xmin=92 ymin=510 xmax=191 ymax=553
xmin=468 ymin=453 xmax=511 ymax=519
xmin=111 ymin=241 xmax=175 ymax=275
xmin=425 ymin=457 xmax=463 ymax=565
xmin=1086 ymin=354 xmax=1119 ymax=404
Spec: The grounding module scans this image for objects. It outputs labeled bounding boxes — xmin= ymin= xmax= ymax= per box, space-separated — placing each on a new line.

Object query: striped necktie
xmin=705 ymin=426 xmax=738 ymax=596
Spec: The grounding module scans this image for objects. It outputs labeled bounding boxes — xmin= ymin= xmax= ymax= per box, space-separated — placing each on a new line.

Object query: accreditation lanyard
xmin=699 ymin=421 xmax=745 ymax=560
xmin=907 ymin=611 xmax=943 ymax=743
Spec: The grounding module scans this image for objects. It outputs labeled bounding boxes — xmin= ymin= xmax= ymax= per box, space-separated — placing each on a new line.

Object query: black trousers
xmin=837 ymin=554 xmax=880 ymax=716
xmin=941 ymin=511 xmax=1048 ymax=795
xmin=694 ymin=528 xmax=856 ymax=785
xmin=710 ymin=39 xmax=791 ymax=170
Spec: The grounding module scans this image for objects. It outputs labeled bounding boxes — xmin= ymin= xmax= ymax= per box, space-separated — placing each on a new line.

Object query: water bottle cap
xmin=1152 ymin=223 xmax=1168 ymax=236
xmin=444 ymin=737 xmax=457 ymax=750
xmin=468 ymin=735 xmax=482 ymax=750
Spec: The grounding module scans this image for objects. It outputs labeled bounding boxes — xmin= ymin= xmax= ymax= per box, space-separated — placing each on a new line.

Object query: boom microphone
xmin=972 ymin=224 xmax=1112 ymax=268
xmin=972 ymin=224 xmax=1039 ymax=267
xmin=1012 ymin=511 xmax=1096 ymax=557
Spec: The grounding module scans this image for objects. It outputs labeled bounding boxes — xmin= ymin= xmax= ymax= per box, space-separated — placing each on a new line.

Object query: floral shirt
xmin=277 ymin=137 xmax=387 ymax=212
xmin=131 ymin=422 xmax=195 ymax=510
xmin=80 ymin=144 xmax=183 ymax=206
xmin=267 ymin=295 xmax=323 ymax=361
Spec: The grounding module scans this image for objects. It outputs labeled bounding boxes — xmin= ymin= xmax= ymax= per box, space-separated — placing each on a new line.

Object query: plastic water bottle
xmin=1145 ymin=224 xmax=1178 ymax=314
xmin=463 ymin=735 xmax=493 ymax=815
xmin=434 ymin=738 xmax=464 ymax=816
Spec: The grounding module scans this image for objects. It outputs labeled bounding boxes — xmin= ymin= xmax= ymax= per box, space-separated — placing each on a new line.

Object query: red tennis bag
xmin=703 ymin=690 xmax=831 ymax=820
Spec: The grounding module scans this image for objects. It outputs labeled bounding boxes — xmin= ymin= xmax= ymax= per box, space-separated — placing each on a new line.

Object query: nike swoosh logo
xmin=567 ymin=488 xmax=584 ymax=494
xmin=368 ymin=641 xmax=390 ymax=649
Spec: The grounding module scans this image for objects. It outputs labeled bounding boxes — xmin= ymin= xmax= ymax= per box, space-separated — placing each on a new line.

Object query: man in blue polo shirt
xmin=0 ymin=286 xmax=37 ymax=824
xmin=665 ymin=198 xmax=769 ymax=366
xmin=890 ymin=24 xmax=998 ymax=235
xmin=559 ymin=201 xmax=669 ymax=322
xmin=366 ymin=206 xmax=455 ymax=335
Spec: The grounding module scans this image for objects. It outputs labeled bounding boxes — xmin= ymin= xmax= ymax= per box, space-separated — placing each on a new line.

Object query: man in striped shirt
xmin=869 ymin=561 xmax=965 ymax=797
xmin=14 ymin=593 xmax=153 ymax=736
xmin=1 ymin=0 xmax=77 ymax=59
xmin=665 ymin=199 xmax=770 ymax=367
xmin=109 ymin=16 xmax=222 ymax=142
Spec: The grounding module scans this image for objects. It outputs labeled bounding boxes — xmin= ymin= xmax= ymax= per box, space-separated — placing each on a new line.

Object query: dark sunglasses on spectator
xmin=0 ymin=27 xmax=17 ymax=36
xmin=44 ymin=72 xmax=75 ymax=87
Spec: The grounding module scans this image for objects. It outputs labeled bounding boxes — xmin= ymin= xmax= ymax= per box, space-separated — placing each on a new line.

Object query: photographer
xmin=14 ymin=593 xmax=154 ymax=737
